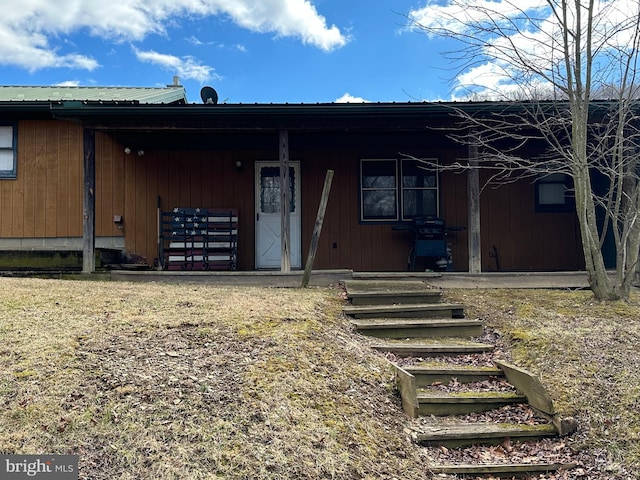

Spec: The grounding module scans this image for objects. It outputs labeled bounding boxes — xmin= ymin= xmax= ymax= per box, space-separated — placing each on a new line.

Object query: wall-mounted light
xmin=124 ymin=147 xmax=131 ymax=155
xmin=234 ymin=159 xmax=243 ymax=172
xmin=137 ymin=150 xmax=145 ymax=156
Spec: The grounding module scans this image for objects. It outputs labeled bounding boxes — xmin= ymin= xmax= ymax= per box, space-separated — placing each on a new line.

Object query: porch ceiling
xmin=50 ymin=101 xmax=464 ymax=152
xmin=103 ymin=129 xmax=455 ymax=152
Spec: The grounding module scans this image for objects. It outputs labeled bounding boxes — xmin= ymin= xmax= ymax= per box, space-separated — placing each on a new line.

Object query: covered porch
xmin=52 ymin=101 xmax=583 ymax=275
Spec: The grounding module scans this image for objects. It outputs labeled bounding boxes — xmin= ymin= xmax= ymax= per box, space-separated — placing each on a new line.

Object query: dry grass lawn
xmin=2 ymin=277 xmax=640 ymax=479
xmin=0 ymin=277 xmax=430 ymax=479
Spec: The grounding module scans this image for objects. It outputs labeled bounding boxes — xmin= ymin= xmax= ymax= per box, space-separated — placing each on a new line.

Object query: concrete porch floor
xmin=108 ymin=269 xmax=594 ymax=289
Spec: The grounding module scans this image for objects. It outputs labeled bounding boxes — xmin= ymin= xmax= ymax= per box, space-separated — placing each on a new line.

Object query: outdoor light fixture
xmin=234 ymin=159 xmax=243 ymax=171
xmin=124 ymin=147 xmax=131 ymax=155
xmin=137 ymin=150 xmax=145 ymax=156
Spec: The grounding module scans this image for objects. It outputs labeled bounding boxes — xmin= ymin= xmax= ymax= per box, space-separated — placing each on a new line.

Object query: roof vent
xmin=200 ymin=86 xmax=218 ymax=105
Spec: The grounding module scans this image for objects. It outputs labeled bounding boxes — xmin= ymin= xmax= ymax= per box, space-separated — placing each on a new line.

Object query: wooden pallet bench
xmin=159 ymin=207 xmax=238 ymax=271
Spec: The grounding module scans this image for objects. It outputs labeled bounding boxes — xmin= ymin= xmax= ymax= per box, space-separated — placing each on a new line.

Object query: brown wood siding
xmin=95 ymin=132 xmax=126 ymax=238
xmin=479 ymin=176 xmax=583 ymax=271
xmin=122 ymin=141 xmax=584 ymax=272
xmin=0 ymin=120 xmax=83 ymax=238
xmin=0 ymin=121 xmax=124 ymax=241
xmin=123 ymin=150 xmax=255 ymax=268
xmin=0 ymin=122 xmax=585 ymax=272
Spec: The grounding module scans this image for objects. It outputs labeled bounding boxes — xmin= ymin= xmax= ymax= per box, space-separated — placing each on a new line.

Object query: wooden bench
xmin=159 ymin=207 xmax=238 ymax=271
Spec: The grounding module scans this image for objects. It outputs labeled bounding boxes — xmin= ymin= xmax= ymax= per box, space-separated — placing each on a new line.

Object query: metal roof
xmin=0 ymin=86 xmax=187 ymax=104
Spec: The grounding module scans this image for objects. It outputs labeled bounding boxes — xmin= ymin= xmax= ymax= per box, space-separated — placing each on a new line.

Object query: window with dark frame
xmin=535 ymin=173 xmax=574 ymax=212
xmin=0 ymin=124 xmax=16 ymax=179
xmin=360 ymin=158 xmax=439 ymax=222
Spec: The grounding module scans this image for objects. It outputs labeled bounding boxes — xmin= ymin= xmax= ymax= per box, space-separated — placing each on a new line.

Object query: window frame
xmin=535 ymin=173 xmax=574 ymax=212
xmin=359 ymin=158 xmax=399 ymax=222
xmin=0 ymin=122 xmax=17 ymax=179
xmin=400 ymin=158 xmax=439 ymax=221
xmin=359 ymin=157 xmax=439 ymax=223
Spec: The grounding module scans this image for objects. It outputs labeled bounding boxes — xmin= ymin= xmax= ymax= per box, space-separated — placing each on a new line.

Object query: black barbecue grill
xmin=394 ymin=216 xmax=461 ymax=271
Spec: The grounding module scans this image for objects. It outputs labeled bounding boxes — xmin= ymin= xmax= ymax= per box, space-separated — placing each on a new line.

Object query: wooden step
xmin=404 ymin=365 xmax=503 ymax=387
xmin=348 ymin=290 xmax=443 ymax=305
xmin=342 ymin=303 xmax=465 ymax=319
xmin=373 ymin=341 xmax=493 ymax=357
xmin=350 ymin=318 xmax=484 ymax=338
xmin=416 ymin=389 xmax=526 ymax=416
xmin=343 ymin=280 xmax=443 ymax=305
xmin=411 ymin=423 xmax=558 ymax=448
xmin=431 ymin=462 xmax=576 ymax=477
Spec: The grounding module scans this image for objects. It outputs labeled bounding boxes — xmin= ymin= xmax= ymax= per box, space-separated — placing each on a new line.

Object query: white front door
xmin=255 ymin=161 xmax=301 ymax=269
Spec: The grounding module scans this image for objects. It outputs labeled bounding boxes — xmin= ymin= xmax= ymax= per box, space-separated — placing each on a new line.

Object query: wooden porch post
xmin=279 ymin=129 xmax=291 ymax=273
xmin=468 ymin=138 xmax=482 ymax=273
xmin=82 ymin=128 xmax=96 ymax=273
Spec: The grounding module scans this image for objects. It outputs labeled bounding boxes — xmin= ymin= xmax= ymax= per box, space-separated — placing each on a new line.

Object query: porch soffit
xmin=51 ymin=101 xmax=465 ymax=151
xmin=103 ymin=129 xmax=458 ymax=152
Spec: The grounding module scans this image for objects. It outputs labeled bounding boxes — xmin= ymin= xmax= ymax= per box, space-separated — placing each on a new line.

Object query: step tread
xmin=343 ymin=303 xmax=464 ymax=313
xmin=343 ymin=279 xmax=437 ymax=293
xmin=413 ymin=423 xmax=557 ymax=442
xmin=417 ymin=390 xmax=526 ymax=403
xmin=351 ymin=318 xmax=483 ymax=328
xmin=372 ymin=342 xmax=493 ymax=355
xmin=348 ymin=290 xmax=442 ymax=299
xmin=431 ymin=462 xmax=576 ymax=475
xmin=405 ymin=365 xmax=503 ymax=375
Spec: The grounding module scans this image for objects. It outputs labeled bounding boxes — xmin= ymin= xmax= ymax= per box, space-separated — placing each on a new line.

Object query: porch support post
xmin=468 ymin=137 xmax=482 ymax=273
xmin=82 ymin=128 xmax=96 ymax=273
xmin=279 ymin=129 xmax=291 ymax=273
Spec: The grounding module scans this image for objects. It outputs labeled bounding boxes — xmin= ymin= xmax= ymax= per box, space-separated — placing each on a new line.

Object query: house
xmin=0 ymin=84 xmax=585 ymax=273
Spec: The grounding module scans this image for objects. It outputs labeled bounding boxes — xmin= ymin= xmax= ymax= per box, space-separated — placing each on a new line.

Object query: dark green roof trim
xmin=0 ymin=98 xmax=633 ymax=131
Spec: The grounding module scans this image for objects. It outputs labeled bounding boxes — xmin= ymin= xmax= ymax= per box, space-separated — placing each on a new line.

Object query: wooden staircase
xmin=342 ymin=279 xmax=577 ymax=479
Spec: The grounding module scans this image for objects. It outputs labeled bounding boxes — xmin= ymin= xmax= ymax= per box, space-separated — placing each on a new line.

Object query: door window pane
xmin=260 ymin=166 xmax=295 ymax=213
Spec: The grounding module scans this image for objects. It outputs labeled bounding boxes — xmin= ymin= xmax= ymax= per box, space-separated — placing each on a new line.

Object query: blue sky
xmin=0 ymin=0 xmax=456 ymax=104
xmin=2 ymin=1 xmax=632 ymax=104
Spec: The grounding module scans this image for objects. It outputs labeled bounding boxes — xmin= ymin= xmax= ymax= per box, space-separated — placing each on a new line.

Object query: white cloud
xmin=0 ymin=0 xmax=347 ymax=72
xmin=335 ymin=93 xmax=369 ymax=103
xmin=134 ymin=48 xmax=220 ymax=83
xmin=55 ymin=80 xmax=81 ymax=87
xmin=217 ymin=0 xmax=348 ymax=51
xmin=409 ymin=0 xmax=547 ymax=36
xmin=409 ymin=0 xmax=640 ymax=101
xmin=186 ymin=36 xmax=206 ymax=46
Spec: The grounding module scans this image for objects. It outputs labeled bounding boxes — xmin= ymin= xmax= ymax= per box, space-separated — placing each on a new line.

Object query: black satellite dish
xmin=200 ymin=86 xmax=219 ymax=105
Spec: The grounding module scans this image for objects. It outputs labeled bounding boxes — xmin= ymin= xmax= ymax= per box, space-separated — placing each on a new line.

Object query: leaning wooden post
xmin=279 ymin=130 xmax=291 ymax=273
xmin=82 ymin=128 xmax=96 ymax=274
xmin=301 ymin=170 xmax=334 ymax=288
xmin=468 ymin=136 xmax=482 ymax=273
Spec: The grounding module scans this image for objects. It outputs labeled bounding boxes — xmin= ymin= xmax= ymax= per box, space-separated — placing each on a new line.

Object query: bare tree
xmin=408 ymin=0 xmax=640 ymax=300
